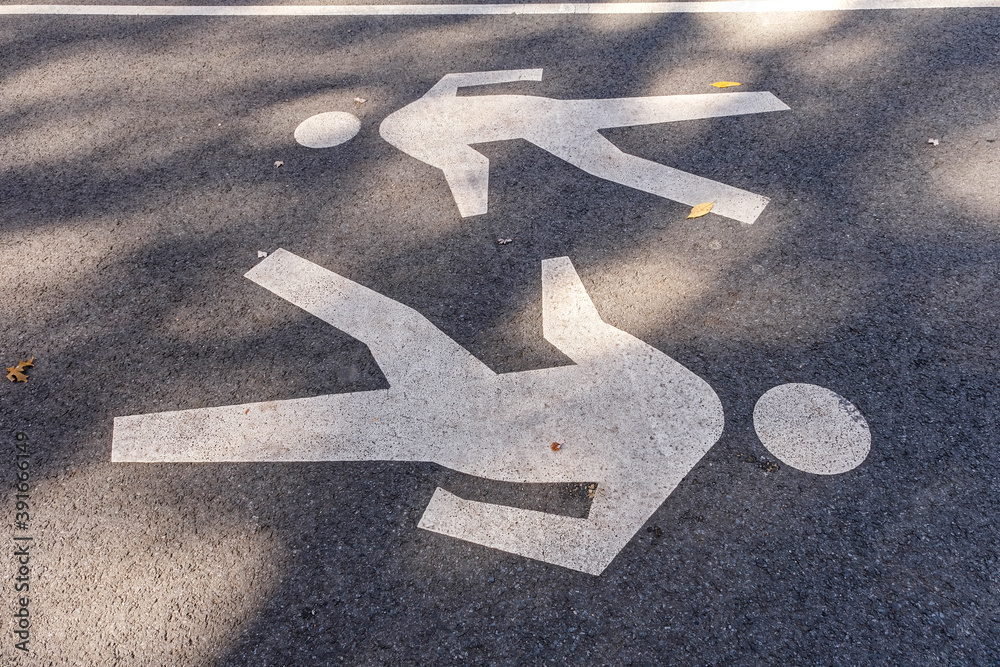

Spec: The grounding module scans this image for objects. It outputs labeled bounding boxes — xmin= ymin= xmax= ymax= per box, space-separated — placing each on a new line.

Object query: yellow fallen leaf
xmin=687 ymin=202 xmax=714 ymax=219
xmin=6 ymin=357 xmax=34 ymax=383
xmin=711 ymin=81 xmax=742 ymax=88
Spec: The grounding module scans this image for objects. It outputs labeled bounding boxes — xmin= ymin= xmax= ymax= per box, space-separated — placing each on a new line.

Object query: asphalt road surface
xmin=2 ymin=2 xmax=1000 ymax=664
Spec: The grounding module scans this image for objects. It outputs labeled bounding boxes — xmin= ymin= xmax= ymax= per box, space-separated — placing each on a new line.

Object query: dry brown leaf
xmin=551 ymin=442 xmax=563 ymax=451
xmin=711 ymin=81 xmax=742 ymax=88
xmin=354 ymin=97 xmax=367 ymax=105
xmin=687 ymin=202 xmax=715 ymax=219
xmin=6 ymin=357 xmax=33 ymax=383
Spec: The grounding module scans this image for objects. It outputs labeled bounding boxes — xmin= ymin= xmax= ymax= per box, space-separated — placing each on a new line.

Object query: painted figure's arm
xmin=425 ymin=69 xmax=544 ymax=98
xmin=438 ymin=146 xmax=491 ymax=217
xmin=541 ymin=256 xmax=645 ymax=364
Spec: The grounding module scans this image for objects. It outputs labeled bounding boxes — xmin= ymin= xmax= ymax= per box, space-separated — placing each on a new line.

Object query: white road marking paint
xmin=753 ymin=383 xmax=870 ymax=475
xmin=296 ymin=69 xmax=787 ymax=223
xmin=294 ymin=112 xmax=361 ymax=149
xmin=113 ymin=253 xmax=872 ymax=572
xmin=113 ymin=248 xmax=726 ymax=575
xmin=2 ymin=1 xmax=999 ymax=16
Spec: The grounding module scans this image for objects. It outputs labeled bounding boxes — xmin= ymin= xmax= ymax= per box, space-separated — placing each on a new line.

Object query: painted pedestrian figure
xmin=295 ymin=69 xmax=790 ymax=223
xmin=114 ymin=251 xmax=870 ymax=574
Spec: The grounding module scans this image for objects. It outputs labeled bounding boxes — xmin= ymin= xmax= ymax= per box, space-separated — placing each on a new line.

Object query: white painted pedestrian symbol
xmin=112 ymin=250 xmax=870 ymax=575
xmin=295 ymin=69 xmax=790 ymax=223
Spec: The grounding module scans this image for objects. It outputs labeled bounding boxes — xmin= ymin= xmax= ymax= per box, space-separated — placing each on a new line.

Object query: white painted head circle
xmin=753 ymin=383 xmax=870 ymax=475
xmin=294 ymin=112 xmax=361 ymax=148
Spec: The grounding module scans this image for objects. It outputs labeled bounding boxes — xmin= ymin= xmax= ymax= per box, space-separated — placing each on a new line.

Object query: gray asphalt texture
xmin=2 ymin=6 xmax=1000 ymax=665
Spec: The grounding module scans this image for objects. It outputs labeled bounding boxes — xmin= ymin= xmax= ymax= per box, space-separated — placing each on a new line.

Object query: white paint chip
xmin=753 ymin=383 xmax=870 ymax=475
xmin=294 ymin=111 xmax=361 ymax=148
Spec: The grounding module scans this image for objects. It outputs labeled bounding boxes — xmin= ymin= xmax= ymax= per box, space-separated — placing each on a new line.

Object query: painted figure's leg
xmin=246 ymin=249 xmax=492 ymax=386
xmin=111 ymin=391 xmax=400 ymax=463
xmin=530 ymin=132 xmax=770 ymax=224
xmin=568 ymin=91 xmax=789 ymax=129
xmin=112 ymin=249 xmax=498 ymax=463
